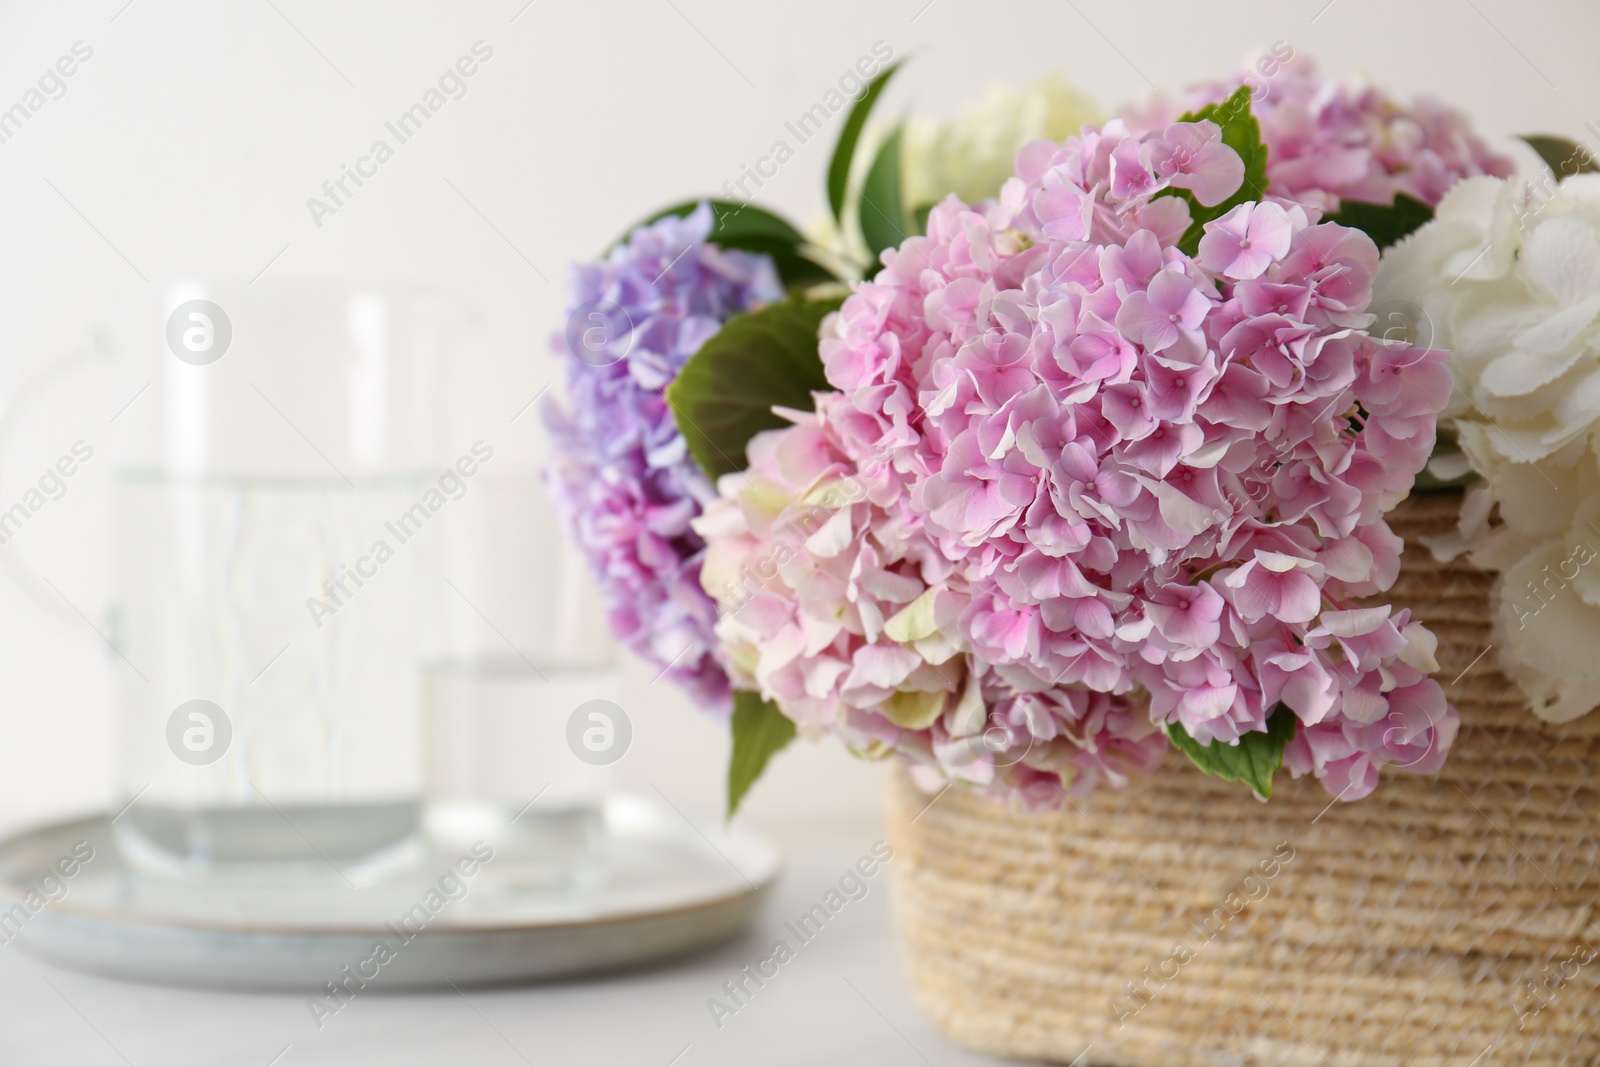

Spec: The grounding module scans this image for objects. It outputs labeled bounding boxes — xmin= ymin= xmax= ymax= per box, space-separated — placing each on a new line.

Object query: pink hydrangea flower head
xmin=1198 ymin=202 xmax=1295 ymax=279
xmin=698 ymin=117 xmax=1456 ymax=804
xmin=1127 ymin=52 xmax=1515 ymax=213
xmin=695 ymin=408 xmax=1168 ymax=804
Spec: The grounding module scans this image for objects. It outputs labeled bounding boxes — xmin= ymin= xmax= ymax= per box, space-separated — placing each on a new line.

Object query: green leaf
xmin=1325 ymin=193 xmax=1435 ymax=251
xmin=1166 ymin=703 xmax=1297 ymax=799
xmin=912 ymin=202 xmax=936 ymax=233
xmin=665 ymin=294 xmax=841 ymax=480
xmin=1161 ymin=85 xmax=1270 ymax=256
xmin=827 ymin=60 xmax=904 ymax=223
xmin=859 ymin=125 xmax=907 ymax=260
xmin=749 ymin=243 xmax=839 ymax=291
xmin=727 ymin=690 xmax=797 ymax=819
xmin=621 ymin=200 xmax=837 ymax=289
xmin=635 ymin=199 xmax=807 ymax=246
xmin=1519 ymin=134 xmax=1599 ymax=179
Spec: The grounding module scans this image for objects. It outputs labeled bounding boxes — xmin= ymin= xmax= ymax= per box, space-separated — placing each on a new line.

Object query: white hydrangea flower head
xmin=1376 ymin=171 xmax=1600 ymax=721
xmin=901 ymin=71 xmax=1103 ymax=208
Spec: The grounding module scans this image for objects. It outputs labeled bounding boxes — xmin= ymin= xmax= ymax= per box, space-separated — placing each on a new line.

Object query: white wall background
xmin=0 ymin=0 xmax=1595 ymax=838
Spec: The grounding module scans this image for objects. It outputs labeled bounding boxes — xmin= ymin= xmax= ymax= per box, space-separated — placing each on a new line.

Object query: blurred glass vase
xmin=9 ymin=281 xmax=470 ymax=878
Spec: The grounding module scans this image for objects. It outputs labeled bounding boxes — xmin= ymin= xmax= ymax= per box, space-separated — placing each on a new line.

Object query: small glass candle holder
xmin=421 ymin=468 xmax=621 ymax=892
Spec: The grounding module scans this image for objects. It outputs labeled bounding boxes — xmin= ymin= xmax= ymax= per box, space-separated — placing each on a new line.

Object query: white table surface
xmin=0 ymin=825 xmax=1014 ymax=1067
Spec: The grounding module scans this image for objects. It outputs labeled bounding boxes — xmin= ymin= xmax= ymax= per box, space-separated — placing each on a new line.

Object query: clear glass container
xmin=105 ymin=280 xmax=465 ymax=877
xmin=421 ymin=469 xmax=620 ymax=891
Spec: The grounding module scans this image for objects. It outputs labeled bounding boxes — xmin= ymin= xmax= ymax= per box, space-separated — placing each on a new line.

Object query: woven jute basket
xmin=885 ymin=492 xmax=1600 ymax=1067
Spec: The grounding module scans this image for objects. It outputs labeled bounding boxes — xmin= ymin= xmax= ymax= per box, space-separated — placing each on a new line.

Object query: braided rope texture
xmin=885 ymin=493 xmax=1600 ymax=1066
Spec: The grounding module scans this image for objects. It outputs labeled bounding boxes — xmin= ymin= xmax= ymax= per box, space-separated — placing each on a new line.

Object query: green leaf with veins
xmin=859 ymin=125 xmax=908 ymax=260
xmin=621 ymin=199 xmax=836 ymax=289
xmin=1325 ymin=193 xmax=1434 ymax=251
xmin=1519 ymin=134 xmax=1599 ymax=179
xmin=827 ymin=61 xmax=904 ymax=224
xmin=726 ymin=690 xmax=797 ymax=819
xmin=1166 ymin=703 xmax=1297 ymax=799
xmin=1157 ymin=85 xmax=1270 ymax=256
xmin=665 ymin=295 xmax=840 ymax=480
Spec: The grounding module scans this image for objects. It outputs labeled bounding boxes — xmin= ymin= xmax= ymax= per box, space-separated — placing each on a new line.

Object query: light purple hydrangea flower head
xmin=543 ymin=202 xmax=784 ymax=713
